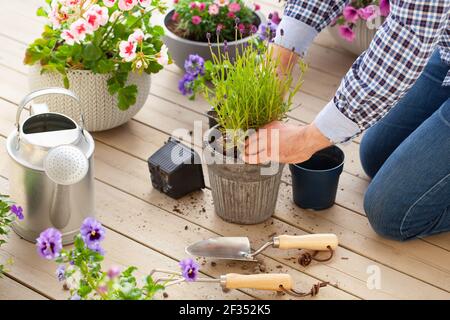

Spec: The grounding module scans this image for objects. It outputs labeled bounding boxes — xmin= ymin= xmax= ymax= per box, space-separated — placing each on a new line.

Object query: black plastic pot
xmin=289 ymin=146 xmax=345 ymax=210
xmin=206 ymin=108 xmax=218 ymax=129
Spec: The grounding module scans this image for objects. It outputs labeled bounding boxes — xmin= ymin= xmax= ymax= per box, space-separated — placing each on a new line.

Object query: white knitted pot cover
xmin=28 ymin=67 xmax=151 ymax=132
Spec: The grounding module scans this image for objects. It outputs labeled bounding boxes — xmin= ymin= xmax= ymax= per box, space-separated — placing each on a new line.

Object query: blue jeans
xmin=360 ymin=50 xmax=450 ymax=241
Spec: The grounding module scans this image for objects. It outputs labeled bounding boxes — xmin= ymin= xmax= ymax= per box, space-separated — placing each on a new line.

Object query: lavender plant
xmin=36 ymin=217 xmax=198 ymax=300
xmin=0 ymin=196 xmax=24 ymax=276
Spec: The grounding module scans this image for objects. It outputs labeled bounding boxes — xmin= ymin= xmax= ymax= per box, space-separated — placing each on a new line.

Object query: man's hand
xmin=243 ymin=121 xmax=333 ymax=164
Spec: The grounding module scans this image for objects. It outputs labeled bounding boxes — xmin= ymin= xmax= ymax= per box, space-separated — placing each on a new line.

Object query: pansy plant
xmin=0 ymin=195 xmax=24 ymax=276
xmin=25 ymin=0 xmax=171 ymax=110
xmin=36 ymin=217 xmax=199 ymax=300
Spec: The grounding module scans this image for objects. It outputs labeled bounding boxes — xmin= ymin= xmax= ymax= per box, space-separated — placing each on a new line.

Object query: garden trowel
xmin=185 ymin=234 xmax=338 ymax=262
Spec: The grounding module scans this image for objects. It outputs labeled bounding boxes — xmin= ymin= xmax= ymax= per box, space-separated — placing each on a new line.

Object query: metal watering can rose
xmin=6 ymin=88 xmax=95 ymax=245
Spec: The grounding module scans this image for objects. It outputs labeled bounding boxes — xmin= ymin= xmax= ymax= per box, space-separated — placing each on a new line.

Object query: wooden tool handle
xmin=223 ymin=273 xmax=292 ymax=291
xmin=276 ymin=234 xmax=338 ymax=250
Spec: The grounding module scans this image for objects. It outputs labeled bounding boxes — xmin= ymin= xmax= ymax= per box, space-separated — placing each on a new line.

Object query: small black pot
xmin=206 ymin=108 xmax=218 ymax=129
xmin=289 ymin=146 xmax=345 ymax=210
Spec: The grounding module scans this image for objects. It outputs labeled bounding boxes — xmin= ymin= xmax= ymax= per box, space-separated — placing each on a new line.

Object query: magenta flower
xmin=343 ymin=5 xmax=359 ymax=23
xmin=80 ymin=217 xmax=105 ymax=252
xmin=338 ymin=25 xmax=356 ymax=42
xmin=179 ymin=258 xmax=199 ymax=282
xmin=171 ymin=12 xmax=179 ymax=21
xmin=10 ymin=205 xmax=24 ymax=220
xmin=198 ymin=2 xmax=206 ymax=11
xmin=36 ymin=228 xmax=63 ymax=260
xmin=228 ymin=2 xmax=241 ymax=13
xmin=379 ymin=0 xmax=390 ymax=17
xmin=189 ymin=1 xmax=197 ymax=9
xmin=107 ymin=266 xmax=121 ymax=279
xmin=254 ymin=3 xmax=260 ymax=11
xmin=227 ymin=11 xmax=235 ymax=19
xmin=358 ymin=5 xmax=378 ymax=21
xmin=192 ymin=15 xmax=202 ymax=25
xmin=270 ymin=11 xmax=281 ymax=25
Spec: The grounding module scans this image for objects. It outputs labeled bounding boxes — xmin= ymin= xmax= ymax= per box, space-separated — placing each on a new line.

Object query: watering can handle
xmin=16 ymin=87 xmax=81 ymax=133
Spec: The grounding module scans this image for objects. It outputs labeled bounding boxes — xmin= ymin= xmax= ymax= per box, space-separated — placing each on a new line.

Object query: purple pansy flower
xmin=184 ymin=54 xmax=205 ymax=77
xmin=56 ymin=264 xmax=66 ymax=282
xmin=179 ymin=258 xmax=199 ymax=282
xmin=379 ymin=0 xmax=390 ymax=17
xmin=10 ymin=205 xmax=24 ymax=220
xmin=80 ymin=217 xmax=105 ymax=252
xmin=178 ymin=73 xmax=196 ymax=96
xmin=258 ymin=22 xmax=277 ymax=41
xmin=36 ymin=228 xmax=63 ymax=260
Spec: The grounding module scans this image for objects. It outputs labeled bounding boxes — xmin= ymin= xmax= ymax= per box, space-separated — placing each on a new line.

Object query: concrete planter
xmin=204 ymin=126 xmax=284 ymax=224
xmin=161 ymin=9 xmax=265 ymax=69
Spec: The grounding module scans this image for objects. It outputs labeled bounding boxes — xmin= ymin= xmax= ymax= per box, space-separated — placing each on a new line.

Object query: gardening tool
xmin=150 ymin=269 xmax=328 ymax=297
xmin=186 ymin=234 xmax=338 ymax=263
xmin=6 ymin=88 xmax=95 ymax=245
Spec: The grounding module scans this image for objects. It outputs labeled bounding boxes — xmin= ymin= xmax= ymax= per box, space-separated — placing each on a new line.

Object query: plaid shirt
xmin=277 ymin=0 xmax=450 ymax=142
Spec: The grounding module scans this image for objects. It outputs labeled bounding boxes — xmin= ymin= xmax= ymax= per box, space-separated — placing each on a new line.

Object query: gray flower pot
xmin=161 ymin=9 xmax=265 ymax=69
xmin=204 ymin=126 xmax=284 ymax=225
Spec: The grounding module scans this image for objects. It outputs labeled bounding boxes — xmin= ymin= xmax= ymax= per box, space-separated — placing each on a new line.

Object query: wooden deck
xmin=0 ymin=0 xmax=449 ymax=300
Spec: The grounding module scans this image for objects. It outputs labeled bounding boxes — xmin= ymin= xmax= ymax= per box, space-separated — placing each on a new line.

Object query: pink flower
xmin=138 ymin=0 xmax=151 ymax=7
xmin=254 ymin=3 xmax=260 ymax=11
xmin=208 ymin=4 xmax=219 ymax=15
xmin=270 ymin=11 xmax=281 ymax=25
xmin=189 ymin=2 xmax=197 ymax=9
xmin=343 ymin=5 xmax=359 ymax=23
xmin=49 ymin=4 xmax=69 ymax=29
xmin=191 ymin=15 xmax=202 ymax=25
xmin=118 ymin=0 xmax=137 ymax=11
xmin=174 ymin=0 xmax=179 ymax=3
xmin=171 ymin=12 xmax=180 ymax=21
xmin=156 ymin=44 xmax=169 ymax=65
xmin=65 ymin=0 xmax=81 ymax=7
xmin=358 ymin=5 xmax=379 ymax=21
xmin=238 ymin=23 xmax=245 ymax=33
xmin=129 ymin=28 xmax=145 ymax=43
xmin=227 ymin=11 xmax=235 ymax=19
xmin=228 ymin=2 xmax=241 ymax=13
xmin=338 ymin=25 xmax=355 ymax=42
xmin=215 ymin=0 xmax=229 ymax=7
xmin=103 ymin=0 xmax=116 ymax=7
xmin=84 ymin=5 xmax=109 ymax=30
xmin=119 ymin=40 xmax=137 ymax=62
xmin=61 ymin=29 xmax=77 ymax=45
xmin=379 ymin=0 xmax=390 ymax=17
xmin=198 ymin=2 xmax=206 ymax=11
xmin=70 ymin=18 xmax=92 ymax=42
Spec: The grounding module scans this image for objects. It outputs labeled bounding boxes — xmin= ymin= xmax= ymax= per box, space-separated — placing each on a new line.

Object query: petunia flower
xmin=80 ymin=217 xmax=106 ymax=251
xmin=10 ymin=205 xmax=24 ymax=220
xmin=228 ymin=2 xmax=241 ymax=13
xmin=270 ymin=11 xmax=281 ymax=25
xmin=103 ymin=0 xmax=116 ymax=8
xmin=343 ymin=5 xmax=359 ymax=23
xmin=179 ymin=258 xmax=199 ymax=282
xmin=215 ymin=0 xmax=229 ymax=7
xmin=208 ymin=4 xmax=219 ymax=15
xmin=358 ymin=5 xmax=379 ymax=21
xmin=184 ymin=54 xmax=205 ymax=76
xmin=156 ymin=44 xmax=170 ymax=65
xmin=192 ymin=15 xmax=202 ymax=25
xmin=379 ymin=0 xmax=390 ymax=17
xmin=137 ymin=0 xmax=151 ymax=8
xmin=178 ymin=73 xmax=196 ymax=96
xmin=118 ymin=0 xmax=137 ymax=11
xmin=338 ymin=25 xmax=356 ymax=42
xmin=36 ymin=228 xmax=63 ymax=260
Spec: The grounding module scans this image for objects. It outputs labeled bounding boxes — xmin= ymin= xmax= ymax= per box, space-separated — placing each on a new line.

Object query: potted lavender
xmin=162 ymin=0 xmax=265 ymax=69
xmin=329 ymin=0 xmax=390 ymax=55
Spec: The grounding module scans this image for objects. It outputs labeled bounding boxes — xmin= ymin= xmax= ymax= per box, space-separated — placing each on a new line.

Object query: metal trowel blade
xmin=185 ymin=237 xmax=256 ymax=261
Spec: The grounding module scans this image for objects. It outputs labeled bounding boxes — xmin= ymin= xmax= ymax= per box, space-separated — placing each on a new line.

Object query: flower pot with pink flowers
xmin=329 ymin=0 xmax=390 ymax=56
xmin=161 ymin=0 xmax=266 ymax=69
xmin=25 ymin=0 xmax=170 ymax=132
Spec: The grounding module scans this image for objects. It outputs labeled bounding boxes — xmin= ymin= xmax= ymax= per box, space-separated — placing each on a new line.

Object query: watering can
xmin=6 ymin=88 xmax=95 ymax=245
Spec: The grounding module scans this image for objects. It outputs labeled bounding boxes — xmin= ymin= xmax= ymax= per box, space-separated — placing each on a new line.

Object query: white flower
xmin=84 ymin=4 xmax=109 ymax=29
xmin=119 ymin=40 xmax=137 ymax=62
xmin=215 ymin=0 xmax=229 ymax=7
xmin=137 ymin=0 xmax=151 ymax=8
xmin=103 ymin=0 xmax=116 ymax=7
xmin=155 ymin=44 xmax=169 ymax=66
xmin=64 ymin=0 xmax=82 ymax=7
xmin=70 ymin=18 xmax=92 ymax=42
xmin=61 ymin=29 xmax=77 ymax=45
xmin=118 ymin=0 xmax=137 ymax=11
xmin=129 ymin=29 xmax=145 ymax=43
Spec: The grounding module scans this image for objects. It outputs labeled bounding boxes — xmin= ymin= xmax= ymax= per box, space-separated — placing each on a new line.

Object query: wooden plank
xmin=0 ymin=276 xmax=47 ymax=300
xmin=1 ymin=101 xmax=448 ymax=299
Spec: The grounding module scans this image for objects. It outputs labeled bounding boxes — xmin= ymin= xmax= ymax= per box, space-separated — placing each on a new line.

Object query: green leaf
xmin=117 ymin=85 xmax=137 ymax=110
xmin=82 ymin=43 xmax=102 ymax=61
xmin=96 ymin=59 xmax=116 ymax=74
xmin=36 ymin=7 xmax=48 ymax=18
